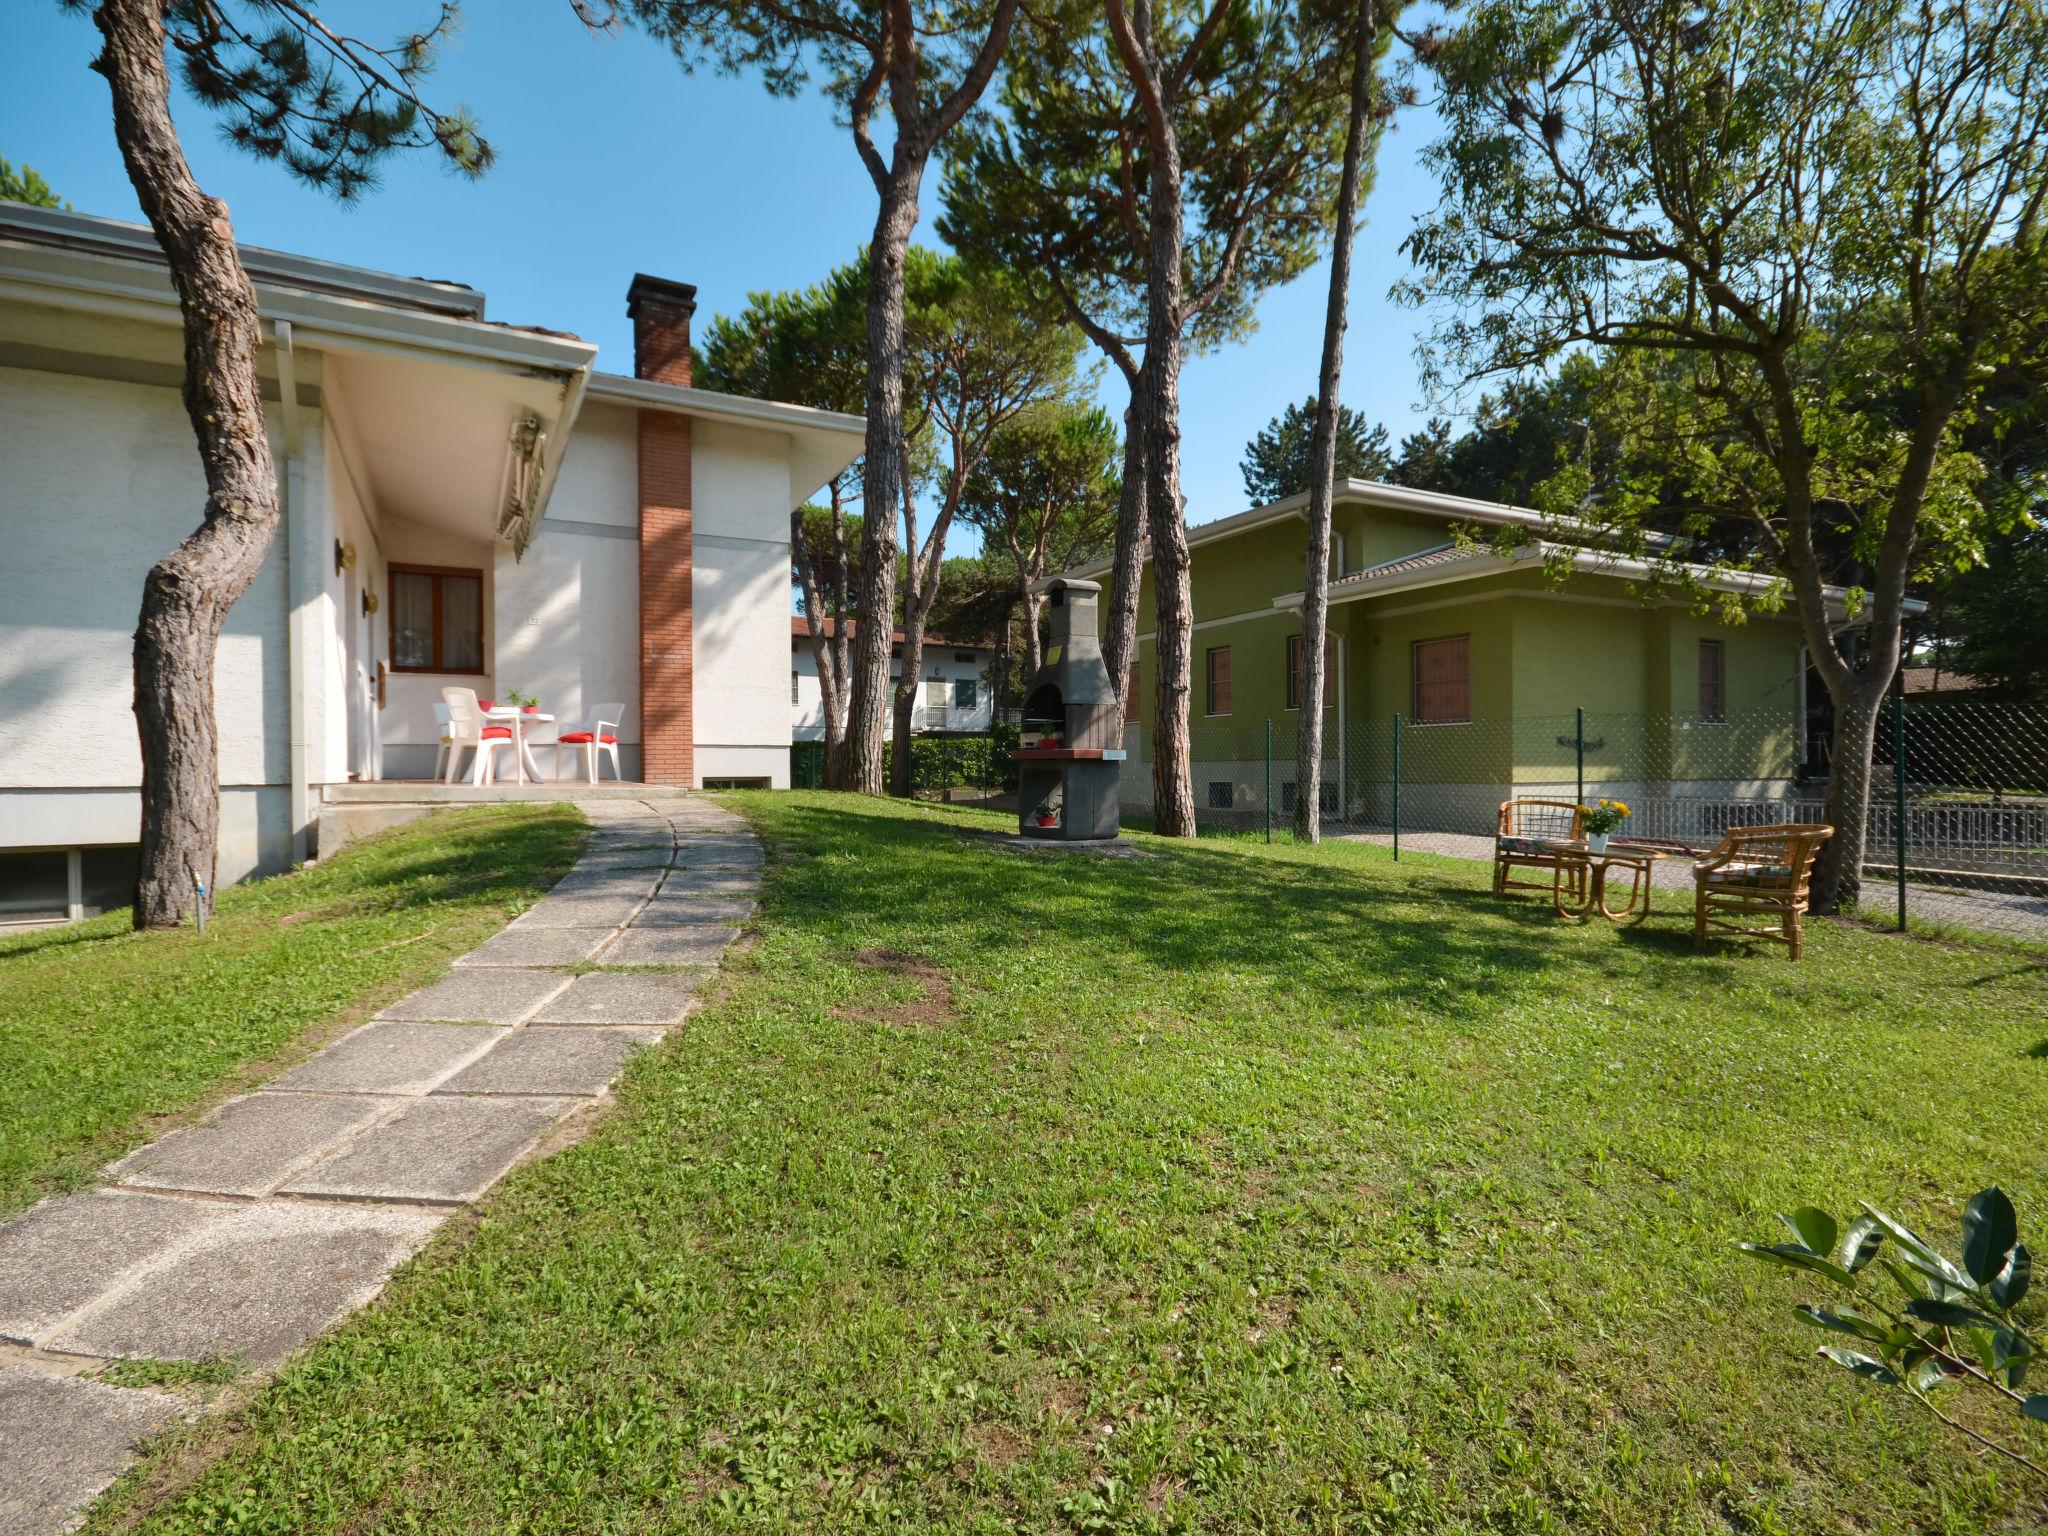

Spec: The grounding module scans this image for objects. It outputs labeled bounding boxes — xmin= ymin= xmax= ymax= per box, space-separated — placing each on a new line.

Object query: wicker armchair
xmin=1692 ymin=824 xmax=1834 ymax=960
xmin=1494 ymin=798 xmax=1587 ymax=900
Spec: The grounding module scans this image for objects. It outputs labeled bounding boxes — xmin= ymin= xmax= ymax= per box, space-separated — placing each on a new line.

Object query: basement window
xmin=1207 ymin=781 xmax=1236 ymax=809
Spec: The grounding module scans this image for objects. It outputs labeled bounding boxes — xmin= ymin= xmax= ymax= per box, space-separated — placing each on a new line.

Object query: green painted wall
xmin=1117 ymin=504 xmax=1809 ymax=793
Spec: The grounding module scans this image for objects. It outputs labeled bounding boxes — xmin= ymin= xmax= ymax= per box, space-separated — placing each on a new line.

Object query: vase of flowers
xmin=1580 ymin=798 xmax=1631 ymax=853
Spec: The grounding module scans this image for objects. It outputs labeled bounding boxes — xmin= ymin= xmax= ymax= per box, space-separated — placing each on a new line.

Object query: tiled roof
xmin=791 ymin=615 xmax=988 ymax=648
xmin=1329 ymin=543 xmax=1470 ymax=589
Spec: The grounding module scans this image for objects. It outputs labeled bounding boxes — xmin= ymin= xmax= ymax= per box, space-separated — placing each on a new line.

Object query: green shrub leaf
xmin=1861 ymin=1203 xmax=1968 ymax=1286
xmin=1794 ymin=1305 xmax=1889 ymax=1343
xmin=1905 ymin=1298 xmax=2002 ymax=1331
xmin=1839 ymin=1216 xmax=1884 ymax=1273
xmin=1820 ymin=1346 xmax=1901 ymax=1386
xmin=1961 ymin=1187 xmax=2018 ymax=1286
xmin=1735 ymin=1241 xmax=1855 ymax=1286
xmin=1989 ymin=1243 xmax=2032 ymax=1310
xmin=1781 ymin=1207 xmax=1838 ymax=1257
xmin=2023 ymin=1395 xmax=2048 ymax=1423
xmin=1992 ymin=1328 xmax=2031 ymax=1390
xmin=1909 ymin=1355 xmax=1956 ymax=1393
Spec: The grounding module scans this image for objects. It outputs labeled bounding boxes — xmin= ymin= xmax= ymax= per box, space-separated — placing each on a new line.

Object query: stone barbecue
xmin=1013 ymin=577 xmax=1124 ymax=841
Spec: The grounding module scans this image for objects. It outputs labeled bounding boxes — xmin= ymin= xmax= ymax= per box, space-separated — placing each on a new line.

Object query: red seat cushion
xmin=479 ymin=726 xmax=513 ymax=739
xmin=558 ymin=732 xmax=618 ymax=745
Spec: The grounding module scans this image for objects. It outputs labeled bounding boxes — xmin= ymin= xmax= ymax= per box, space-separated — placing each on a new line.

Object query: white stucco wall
xmin=792 ymin=641 xmax=994 ymax=740
xmin=547 ymin=402 xmax=638 ymax=532
xmin=693 ymin=418 xmax=792 ymax=542
xmin=496 ymin=399 xmax=642 ymax=763
xmin=0 ymin=357 xmax=303 ymax=878
xmin=694 ymin=539 xmax=792 ymax=764
xmin=318 ymin=408 xmax=387 ymax=786
xmin=690 ymin=418 xmax=794 ymax=783
xmin=494 ymin=523 xmax=639 ymax=748
xmin=0 ymin=363 xmax=290 ymax=783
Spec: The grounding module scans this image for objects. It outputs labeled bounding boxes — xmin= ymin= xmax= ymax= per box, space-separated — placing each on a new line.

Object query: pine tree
xmin=76 ymin=0 xmax=490 ymax=928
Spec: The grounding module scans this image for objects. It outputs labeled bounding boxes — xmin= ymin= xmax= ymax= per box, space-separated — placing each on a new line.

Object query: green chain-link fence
xmin=1121 ymin=698 xmax=2048 ymax=946
xmin=791 ymin=725 xmax=1022 ymax=800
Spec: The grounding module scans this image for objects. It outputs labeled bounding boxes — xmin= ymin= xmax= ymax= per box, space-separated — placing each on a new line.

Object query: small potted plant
xmin=1580 ymin=798 xmax=1631 ymax=853
xmin=504 ymin=689 xmax=542 ymax=714
xmin=1033 ymin=795 xmax=1060 ymax=829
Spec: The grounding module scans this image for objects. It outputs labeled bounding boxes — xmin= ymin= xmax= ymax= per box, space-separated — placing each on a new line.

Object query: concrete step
xmin=320 ymin=782 xmax=694 ymax=804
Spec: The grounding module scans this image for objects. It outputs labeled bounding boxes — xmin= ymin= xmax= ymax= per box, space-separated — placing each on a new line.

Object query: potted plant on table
xmin=1580 ymin=798 xmax=1631 ymax=854
xmin=504 ymin=689 xmax=543 ymax=714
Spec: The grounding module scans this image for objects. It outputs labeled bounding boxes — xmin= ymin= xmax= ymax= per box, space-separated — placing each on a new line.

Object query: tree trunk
xmin=991 ymin=601 xmax=1013 ymax=728
xmin=1814 ymin=685 xmax=1885 ymax=913
xmin=1135 ymin=136 xmax=1195 ymax=833
xmin=1102 ymin=391 xmax=1148 ymax=731
xmin=1020 ymin=583 xmax=1045 ymax=680
xmin=845 ymin=166 xmax=924 ymax=794
xmin=791 ymin=509 xmax=845 ymax=792
xmin=95 ymin=0 xmax=281 ymax=930
xmin=890 ymin=628 xmax=924 ymax=798
xmin=827 ymin=487 xmax=852 ymax=788
xmin=1295 ymin=0 xmax=1377 ymax=844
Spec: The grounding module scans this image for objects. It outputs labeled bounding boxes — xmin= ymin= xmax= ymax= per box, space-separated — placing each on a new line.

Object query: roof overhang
xmin=0 ymin=206 xmax=598 ymax=553
xmin=1064 ymin=477 xmax=1682 ymax=581
xmin=1270 ymin=539 xmax=1926 ymax=620
xmin=586 ymin=373 xmax=865 ymax=511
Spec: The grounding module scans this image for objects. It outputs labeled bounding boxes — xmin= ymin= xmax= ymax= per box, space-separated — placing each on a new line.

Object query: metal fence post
xmin=1894 ymin=681 xmax=1909 ymax=932
xmin=1575 ymin=705 xmax=1585 ymax=807
xmin=1392 ymin=712 xmax=1402 ymax=861
xmin=1264 ymin=719 xmax=1273 ymax=842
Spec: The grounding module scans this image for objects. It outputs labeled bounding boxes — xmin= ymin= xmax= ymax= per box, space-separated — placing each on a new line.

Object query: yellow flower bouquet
xmin=1581 ymin=798 xmax=1631 ymax=850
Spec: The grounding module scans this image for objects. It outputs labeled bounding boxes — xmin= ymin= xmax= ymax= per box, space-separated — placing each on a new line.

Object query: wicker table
xmin=1539 ymin=837 xmax=1701 ymax=924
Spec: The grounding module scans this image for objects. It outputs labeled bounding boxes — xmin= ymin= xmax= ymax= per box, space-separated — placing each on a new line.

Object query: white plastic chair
xmin=431 ymin=702 xmax=461 ymax=782
xmin=554 ymin=701 xmax=625 ymax=784
xmin=442 ymin=687 xmax=514 ymax=785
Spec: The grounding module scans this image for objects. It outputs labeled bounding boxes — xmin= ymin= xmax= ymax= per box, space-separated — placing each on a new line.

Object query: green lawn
xmin=0 ymin=805 xmax=584 ymax=1218
xmin=86 ymin=794 xmax=2047 ymax=1533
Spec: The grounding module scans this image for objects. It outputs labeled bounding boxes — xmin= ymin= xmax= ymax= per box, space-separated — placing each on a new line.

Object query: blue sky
xmin=2 ymin=3 xmax=1450 ymax=548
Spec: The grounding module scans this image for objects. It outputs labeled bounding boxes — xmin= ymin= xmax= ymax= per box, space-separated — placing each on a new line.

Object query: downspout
xmin=273 ymin=319 xmax=311 ymax=862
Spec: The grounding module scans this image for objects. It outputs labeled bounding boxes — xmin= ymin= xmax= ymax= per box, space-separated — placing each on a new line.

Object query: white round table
xmin=482 ymin=708 xmax=553 ymax=784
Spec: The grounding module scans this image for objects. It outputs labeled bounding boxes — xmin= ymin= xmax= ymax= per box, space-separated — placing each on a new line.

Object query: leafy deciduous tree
xmin=1407 ymin=0 xmax=2048 ymax=909
xmin=890 ymin=258 xmax=1085 ymax=795
xmin=958 ymin=402 xmax=1121 ymax=680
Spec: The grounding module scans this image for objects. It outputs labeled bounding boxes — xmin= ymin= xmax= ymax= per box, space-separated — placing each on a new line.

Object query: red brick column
xmin=628 ymin=274 xmax=699 ymax=786
xmin=638 ymin=411 xmax=694 ymax=785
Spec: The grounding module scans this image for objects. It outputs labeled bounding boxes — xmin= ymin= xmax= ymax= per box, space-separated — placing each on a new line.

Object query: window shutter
xmin=1206 ymin=647 xmax=1232 ymax=715
xmin=1699 ymin=639 xmax=1726 ymax=722
xmin=1411 ymin=635 xmax=1471 ymax=722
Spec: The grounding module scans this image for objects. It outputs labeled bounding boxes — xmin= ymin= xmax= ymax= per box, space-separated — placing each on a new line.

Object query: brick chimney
xmin=628 ymin=274 xmax=698 ymax=784
xmin=627 ymin=272 xmax=697 ymax=387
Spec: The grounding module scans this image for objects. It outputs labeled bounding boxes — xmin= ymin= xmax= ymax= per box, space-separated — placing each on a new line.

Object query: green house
xmin=1072 ymin=481 xmax=1879 ymax=838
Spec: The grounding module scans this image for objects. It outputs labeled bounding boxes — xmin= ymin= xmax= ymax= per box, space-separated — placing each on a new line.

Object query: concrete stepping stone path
xmin=0 ymin=794 xmax=758 ymax=1532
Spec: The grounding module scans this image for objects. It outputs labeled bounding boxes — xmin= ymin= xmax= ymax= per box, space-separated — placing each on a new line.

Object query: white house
xmin=790 ymin=617 xmax=995 ymax=746
xmin=0 ymin=205 xmax=864 ymax=921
